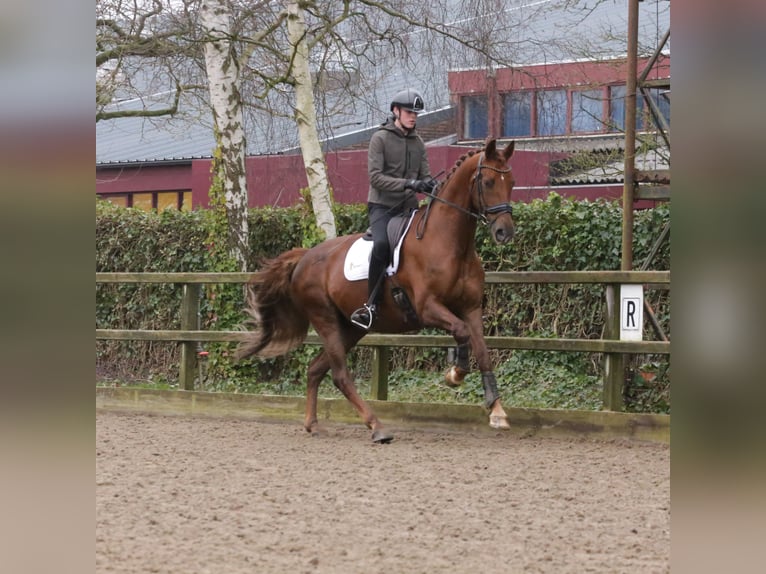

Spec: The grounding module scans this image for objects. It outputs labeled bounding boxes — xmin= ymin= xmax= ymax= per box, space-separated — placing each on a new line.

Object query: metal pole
xmin=605 ymin=0 xmax=641 ymax=412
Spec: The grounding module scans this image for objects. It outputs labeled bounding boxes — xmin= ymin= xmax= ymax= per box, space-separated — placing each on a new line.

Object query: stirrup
xmin=350 ymin=304 xmax=375 ymax=330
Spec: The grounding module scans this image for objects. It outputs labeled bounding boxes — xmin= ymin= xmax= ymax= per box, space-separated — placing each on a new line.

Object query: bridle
xmin=414 ymin=152 xmax=514 ymax=238
xmin=424 ymin=153 xmax=513 ymax=219
xmin=416 ymin=152 xmax=514 ymax=239
xmin=472 ymin=153 xmax=514 ymax=224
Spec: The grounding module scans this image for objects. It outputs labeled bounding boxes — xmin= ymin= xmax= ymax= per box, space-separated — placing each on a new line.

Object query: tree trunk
xmin=200 ymin=0 xmax=249 ymax=271
xmin=286 ymin=1 xmax=337 ymax=240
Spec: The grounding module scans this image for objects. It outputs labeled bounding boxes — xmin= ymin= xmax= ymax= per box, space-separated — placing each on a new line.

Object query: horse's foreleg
xmin=420 ymin=300 xmax=472 ymax=384
xmin=420 ymin=300 xmax=510 ymax=430
xmin=465 ymin=309 xmax=511 ymax=430
xmin=444 ymin=342 xmax=470 ymax=387
xmin=481 ymin=371 xmax=510 ymax=429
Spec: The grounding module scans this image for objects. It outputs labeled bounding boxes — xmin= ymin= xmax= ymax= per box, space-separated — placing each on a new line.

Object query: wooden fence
xmin=96 ymin=271 xmax=670 ymax=411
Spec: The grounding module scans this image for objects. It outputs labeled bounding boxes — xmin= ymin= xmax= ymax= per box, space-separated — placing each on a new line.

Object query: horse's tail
xmin=234 ymin=248 xmax=310 ymax=360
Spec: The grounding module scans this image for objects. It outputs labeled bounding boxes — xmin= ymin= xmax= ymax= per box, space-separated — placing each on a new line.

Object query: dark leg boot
xmin=350 ymin=252 xmax=387 ymax=330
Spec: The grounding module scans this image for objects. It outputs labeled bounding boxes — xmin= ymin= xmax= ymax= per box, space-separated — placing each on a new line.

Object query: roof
xmin=96 ymin=0 xmax=670 ymax=164
xmin=551 ymin=146 xmax=670 ymax=185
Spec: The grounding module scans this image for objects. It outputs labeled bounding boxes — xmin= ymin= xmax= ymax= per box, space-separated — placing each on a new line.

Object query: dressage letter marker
xmin=620 ymin=284 xmax=644 ymax=341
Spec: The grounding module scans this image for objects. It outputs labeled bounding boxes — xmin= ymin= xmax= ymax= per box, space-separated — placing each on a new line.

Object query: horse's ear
xmin=485 ymin=137 xmax=497 ymax=157
xmin=503 ymin=140 xmax=515 ymax=161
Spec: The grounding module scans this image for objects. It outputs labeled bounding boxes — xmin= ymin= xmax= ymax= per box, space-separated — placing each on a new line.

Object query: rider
xmin=350 ymin=88 xmax=436 ymax=330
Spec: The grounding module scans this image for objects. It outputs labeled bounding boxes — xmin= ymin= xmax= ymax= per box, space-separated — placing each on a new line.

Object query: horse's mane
xmin=440 ymin=148 xmax=481 ymax=190
xmin=415 ymin=147 xmax=485 ymax=238
xmin=439 ymin=139 xmax=508 ymax=189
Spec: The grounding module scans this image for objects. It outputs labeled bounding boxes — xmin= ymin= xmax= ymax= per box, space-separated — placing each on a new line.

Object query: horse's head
xmin=471 ymin=138 xmax=516 ymax=245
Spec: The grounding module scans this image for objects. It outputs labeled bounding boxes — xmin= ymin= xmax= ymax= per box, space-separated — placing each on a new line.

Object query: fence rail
xmin=96 ymin=271 xmax=670 ymax=411
xmin=96 ymin=270 xmax=669 ymax=285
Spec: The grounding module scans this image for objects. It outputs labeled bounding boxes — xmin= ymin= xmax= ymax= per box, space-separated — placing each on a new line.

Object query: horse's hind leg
xmin=332 ymin=367 xmax=394 ymax=443
xmin=320 ymin=327 xmax=393 ymax=443
xmin=304 ymin=351 xmax=330 ymax=436
xmin=304 ymin=325 xmax=393 ymax=443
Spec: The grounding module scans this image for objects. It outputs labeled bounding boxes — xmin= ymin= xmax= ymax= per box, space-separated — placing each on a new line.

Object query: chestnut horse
xmin=235 ymin=138 xmax=516 ymax=443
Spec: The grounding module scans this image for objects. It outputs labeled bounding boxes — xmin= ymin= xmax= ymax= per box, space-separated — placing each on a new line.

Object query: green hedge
xmin=96 ymin=193 xmax=670 ymax=413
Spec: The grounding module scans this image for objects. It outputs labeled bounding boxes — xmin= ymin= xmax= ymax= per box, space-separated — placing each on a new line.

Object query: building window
xmin=642 ymin=87 xmax=671 ymax=128
xmin=536 ymin=89 xmax=567 ymax=136
xmin=97 ymin=191 xmax=191 ymax=211
xmin=99 ymin=194 xmax=128 ymax=208
xmin=502 ymin=92 xmax=532 ymax=137
xmin=462 ymin=95 xmax=488 ymax=139
xmin=132 ymin=193 xmax=154 ymax=210
xmin=571 ymin=89 xmax=604 ymax=134
xmin=610 ymin=85 xmax=671 ymax=132
xmin=157 ymin=191 xmax=186 ymax=211
xmin=609 ymin=85 xmax=626 ymax=132
xmin=610 ymin=85 xmax=644 ymax=132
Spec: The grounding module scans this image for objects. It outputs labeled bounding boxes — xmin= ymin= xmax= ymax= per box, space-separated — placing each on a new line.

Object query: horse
xmin=235 ymin=137 xmax=516 ymax=443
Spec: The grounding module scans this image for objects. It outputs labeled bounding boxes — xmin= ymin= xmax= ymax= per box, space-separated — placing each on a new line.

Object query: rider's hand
xmin=406 ymin=179 xmax=436 ymax=193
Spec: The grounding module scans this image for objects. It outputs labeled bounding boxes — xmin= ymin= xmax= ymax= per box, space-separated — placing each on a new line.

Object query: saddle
xmin=362 ymin=212 xmax=413 ymax=251
xmin=343 ymin=210 xmax=417 ymax=282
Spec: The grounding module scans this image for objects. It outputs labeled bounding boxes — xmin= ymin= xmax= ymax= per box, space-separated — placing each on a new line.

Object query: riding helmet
xmin=390 ymin=88 xmax=426 ymax=113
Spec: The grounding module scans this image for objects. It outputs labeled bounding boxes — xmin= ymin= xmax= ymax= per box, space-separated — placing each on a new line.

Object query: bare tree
xmin=99 ymin=1 xmax=657 ymax=264
xmin=96 ymin=0 xmax=200 ymax=121
xmin=200 ymin=0 xmax=250 ymax=271
xmin=286 ymin=1 xmax=336 ymax=239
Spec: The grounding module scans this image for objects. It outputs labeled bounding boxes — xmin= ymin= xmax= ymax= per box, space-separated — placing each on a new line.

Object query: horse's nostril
xmin=495 ymin=227 xmax=514 ymax=244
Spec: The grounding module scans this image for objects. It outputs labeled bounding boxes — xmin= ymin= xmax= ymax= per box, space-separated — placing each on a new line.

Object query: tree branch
xmin=96 ymin=83 xmax=183 ymax=122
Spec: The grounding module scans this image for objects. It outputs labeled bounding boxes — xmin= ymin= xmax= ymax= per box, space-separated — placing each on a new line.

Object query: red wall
xmin=96 ymin=163 xmax=192 ymax=194
xmin=97 ymin=145 xmax=588 ymax=209
xmin=449 ymin=57 xmax=670 ymax=94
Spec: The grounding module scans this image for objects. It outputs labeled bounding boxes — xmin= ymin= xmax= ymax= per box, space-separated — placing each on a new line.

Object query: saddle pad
xmin=343 ymin=211 xmax=417 ymax=281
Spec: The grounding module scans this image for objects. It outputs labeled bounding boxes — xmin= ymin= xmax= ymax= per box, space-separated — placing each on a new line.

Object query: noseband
xmin=472 ymin=153 xmax=514 ymax=224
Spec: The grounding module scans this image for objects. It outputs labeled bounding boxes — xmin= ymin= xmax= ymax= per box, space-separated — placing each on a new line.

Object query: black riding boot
xmin=350 ymin=251 xmax=387 ymax=330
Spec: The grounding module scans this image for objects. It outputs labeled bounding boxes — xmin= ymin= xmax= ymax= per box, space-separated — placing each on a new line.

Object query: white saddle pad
xmin=343 ymin=211 xmax=416 ymax=281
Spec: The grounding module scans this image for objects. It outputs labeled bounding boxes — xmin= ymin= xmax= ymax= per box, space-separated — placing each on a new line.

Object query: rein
xmin=416 ymin=153 xmax=513 ymax=238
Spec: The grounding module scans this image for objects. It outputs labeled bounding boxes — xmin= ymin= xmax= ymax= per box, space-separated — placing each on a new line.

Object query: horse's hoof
xmin=444 ymin=366 xmax=465 ymax=388
xmin=489 ymin=415 xmax=510 ymax=430
xmin=305 ymin=424 xmax=326 ymax=438
xmin=371 ymin=429 xmax=394 ymax=444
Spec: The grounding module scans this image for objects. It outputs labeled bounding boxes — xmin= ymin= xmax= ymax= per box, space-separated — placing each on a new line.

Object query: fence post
xmin=370 ymin=346 xmax=389 ymax=400
xmin=602 ymin=284 xmax=625 ymax=411
xmin=179 ymin=283 xmax=200 ymax=391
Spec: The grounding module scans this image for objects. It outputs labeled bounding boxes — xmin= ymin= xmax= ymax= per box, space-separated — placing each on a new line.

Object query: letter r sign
xmin=620 ymin=284 xmax=644 ymax=341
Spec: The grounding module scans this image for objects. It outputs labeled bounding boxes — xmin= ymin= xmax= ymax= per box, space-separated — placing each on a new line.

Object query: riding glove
xmin=405 ymin=179 xmax=437 ymax=193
